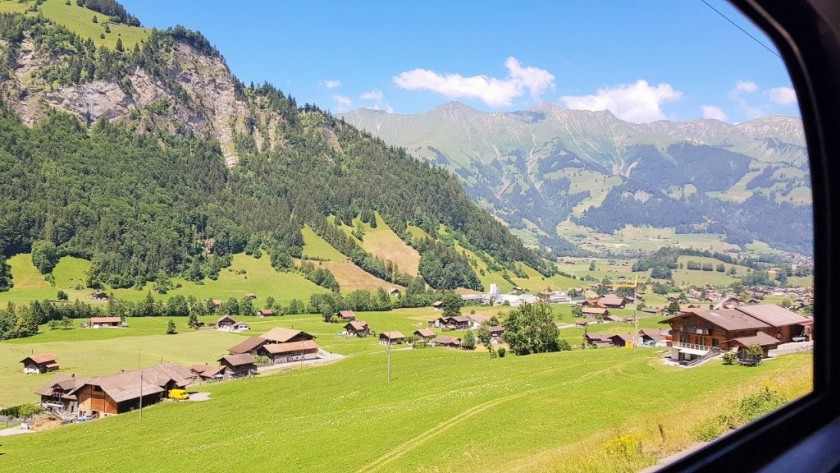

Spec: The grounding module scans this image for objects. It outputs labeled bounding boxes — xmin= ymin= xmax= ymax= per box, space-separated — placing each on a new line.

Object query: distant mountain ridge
xmin=342 ymin=102 xmax=812 ymax=255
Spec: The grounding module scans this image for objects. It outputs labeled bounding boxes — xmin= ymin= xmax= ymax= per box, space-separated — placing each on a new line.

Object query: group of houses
xmin=459 ymin=283 xmax=578 ymax=306
xmin=227 ymin=326 xmax=322 ymax=371
xmin=215 ymin=316 xmax=251 ymax=332
xmin=660 ymin=304 xmax=812 ymax=364
xmin=584 ymin=328 xmax=669 ymax=348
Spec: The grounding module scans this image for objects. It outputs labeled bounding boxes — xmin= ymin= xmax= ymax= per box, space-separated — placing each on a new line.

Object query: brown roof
xmin=582 ymin=307 xmax=607 ymax=315
xmin=217 ymin=316 xmax=237 ymax=324
xmin=262 ymin=341 xmax=320 ymax=355
xmin=262 ymin=327 xmax=313 ymax=343
xmin=468 ymin=314 xmax=489 ymax=324
xmin=735 ymin=305 xmax=808 ymax=327
xmin=211 ymin=299 xmax=223 ymax=306
xmin=729 ymin=332 xmax=782 ymax=347
xmin=432 ymin=300 xmax=443 ymax=307
xmin=338 ymin=310 xmax=356 ymax=320
xmin=597 ymin=294 xmax=625 ymax=307
xmin=585 ymin=333 xmax=613 ymax=342
xmin=67 ymin=363 xmax=195 ymax=404
xmin=219 ymin=353 xmax=256 ymax=367
xmin=258 ymin=309 xmax=274 ymax=316
xmin=639 ymin=328 xmax=666 ymax=341
xmin=190 ymin=364 xmax=226 ymax=378
xmin=90 ymin=317 xmax=121 ymax=324
xmin=21 ymin=353 xmax=57 ymax=364
xmin=35 ymin=374 xmax=88 ymax=398
xmin=380 ymin=331 xmax=405 ymax=341
xmin=488 ymin=326 xmax=505 ymax=334
xmin=414 ymin=328 xmax=436 ymax=338
xmin=677 ymin=308 xmax=771 ymax=332
xmin=436 ymin=336 xmax=461 ymax=346
xmin=345 ymin=321 xmax=370 ymax=332
xmin=228 ymin=336 xmax=267 ymax=355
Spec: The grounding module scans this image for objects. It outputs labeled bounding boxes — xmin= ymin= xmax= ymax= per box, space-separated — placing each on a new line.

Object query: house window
xmin=712 ymin=338 xmax=719 ymax=348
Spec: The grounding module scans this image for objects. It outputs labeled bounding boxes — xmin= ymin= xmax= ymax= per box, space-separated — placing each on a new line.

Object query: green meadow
xmin=0 ymin=334 xmax=811 ymax=473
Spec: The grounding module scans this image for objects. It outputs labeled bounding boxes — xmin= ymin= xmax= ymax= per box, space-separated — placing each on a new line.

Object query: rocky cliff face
xmin=0 ymin=31 xmax=281 ymax=167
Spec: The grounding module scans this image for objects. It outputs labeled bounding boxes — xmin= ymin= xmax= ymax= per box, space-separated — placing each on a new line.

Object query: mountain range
xmin=342 ymin=103 xmax=812 ymax=255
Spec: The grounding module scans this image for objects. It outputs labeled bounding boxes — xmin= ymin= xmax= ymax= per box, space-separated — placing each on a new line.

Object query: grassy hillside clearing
xmin=356 ymin=213 xmax=421 ymax=276
xmin=0 ymin=0 xmax=150 ymax=51
xmin=316 ymin=260 xmax=400 ymax=292
xmin=0 ymin=340 xmax=811 ymax=472
xmin=301 ymin=226 xmax=346 ymax=261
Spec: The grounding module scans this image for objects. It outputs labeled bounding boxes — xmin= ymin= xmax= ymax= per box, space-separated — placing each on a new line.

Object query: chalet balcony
xmin=672 ymin=341 xmax=720 ymax=354
xmin=678 ymin=327 xmax=710 ymax=335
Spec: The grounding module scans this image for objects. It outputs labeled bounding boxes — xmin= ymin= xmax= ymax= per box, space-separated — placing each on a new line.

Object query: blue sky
xmin=120 ymin=0 xmax=797 ymax=123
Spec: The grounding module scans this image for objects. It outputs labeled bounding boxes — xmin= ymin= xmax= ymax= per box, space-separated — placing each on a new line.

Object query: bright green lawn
xmin=301 ymin=225 xmax=345 ymax=261
xmin=0 ymin=345 xmax=811 ymax=472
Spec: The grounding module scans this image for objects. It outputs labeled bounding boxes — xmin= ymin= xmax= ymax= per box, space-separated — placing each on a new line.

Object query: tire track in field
xmin=355 ymin=391 xmax=528 ymax=473
xmin=355 ymin=358 xmax=640 ymax=473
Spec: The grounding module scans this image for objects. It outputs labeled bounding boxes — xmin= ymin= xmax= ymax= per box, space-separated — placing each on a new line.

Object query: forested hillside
xmin=0 ymin=7 xmax=554 ymax=293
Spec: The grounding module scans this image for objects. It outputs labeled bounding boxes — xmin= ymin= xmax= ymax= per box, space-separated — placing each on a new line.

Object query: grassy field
xmin=0 ymin=0 xmax=151 ymax=51
xmin=0 ymin=338 xmax=812 ymax=472
xmin=357 ymin=213 xmax=421 ymax=276
xmin=301 ymin=225 xmax=346 ymax=261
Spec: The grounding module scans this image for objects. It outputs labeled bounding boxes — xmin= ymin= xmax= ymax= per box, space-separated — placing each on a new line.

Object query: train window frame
xmin=658 ymin=0 xmax=840 ymax=471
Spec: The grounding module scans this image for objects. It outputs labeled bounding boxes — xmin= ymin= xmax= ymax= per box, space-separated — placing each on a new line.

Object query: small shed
xmin=90 ymin=317 xmax=121 ymax=328
xmin=189 ymin=364 xmax=226 ymax=381
xmin=379 ymin=331 xmax=406 ymax=345
xmin=257 ymin=309 xmax=275 ymax=317
xmin=260 ymin=341 xmax=320 ymax=364
xmin=435 ymin=336 xmax=462 ymax=348
xmin=337 ymin=310 xmax=356 ymax=321
xmin=414 ymin=328 xmax=436 ymax=341
xmin=432 ymin=301 xmax=443 ymax=310
xmin=21 ymin=353 xmax=59 ymax=374
xmin=345 ymin=321 xmax=371 ymax=337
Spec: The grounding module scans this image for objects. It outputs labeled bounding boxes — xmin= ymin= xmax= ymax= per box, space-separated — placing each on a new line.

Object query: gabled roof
xmin=262 ymin=340 xmax=320 ymax=355
xmin=345 ymin=321 xmax=369 ymax=332
xmin=219 ymin=353 xmax=256 ymax=367
xmin=90 ymin=317 xmax=121 ymax=324
xmin=729 ymin=332 xmax=782 ymax=347
xmin=414 ymin=328 xmax=436 ymax=338
xmin=67 ymin=363 xmax=195 ymax=404
xmin=639 ymin=328 xmax=667 ymax=341
xmin=597 ymin=294 xmax=625 ymax=307
xmin=258 ymin=309 xmax=274 ymax=316
xmin=379 ymin=331 xmax=405 ymax=340
xmin=582 ymin=307 xmax=607 ymax=315
xmin=21 ymin=353 xmax=57 ymax=364
xmin=436 ymin=336 xmax=461 ymax=346
xmin=217 ymin=315 xmax=237 ymax=324
xmin=190 ymin=364 xmax=226 ymax=378
xmin=229 ymin=336 xmax=267 ymax=355
xmin=735 ymin=304 xmax=808 ymax=327
xmin=338 ymin=310 xmax=356 ymax=319
xmin=488 ymin=326 xmax=505 ymax=334
xmin=468 ymin=314 xmax=489 ymax=324
xmin=262 ymin=327 xmax=313 ymax=343
xmin=35 ymin=374 xmax=89 ymax=397
xmin=674 ymin=308 xmax=771 ymax=332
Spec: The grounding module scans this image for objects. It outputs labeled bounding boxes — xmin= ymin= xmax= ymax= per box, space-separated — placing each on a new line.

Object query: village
xmin=9 ymin=277 xmax=813 ymax=428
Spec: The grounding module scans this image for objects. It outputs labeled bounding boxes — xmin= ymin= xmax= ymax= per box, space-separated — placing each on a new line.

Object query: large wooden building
xmin=38 ymin=363 xmax=196 ymax=418
xmin=21 ymin=353 xmax=59 ymax=374
xmin=259 ymin=341 xmax=320 ymax=364
xmin=661 ymin=304 xmax=809 ymax=363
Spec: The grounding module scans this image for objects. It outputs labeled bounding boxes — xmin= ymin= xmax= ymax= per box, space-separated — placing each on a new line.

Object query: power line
xmin=699 ymin=0 xmax=781 ymax=59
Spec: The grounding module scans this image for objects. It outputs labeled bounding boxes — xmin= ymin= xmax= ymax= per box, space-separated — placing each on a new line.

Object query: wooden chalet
xmin=431 ymin=316 xmax=470 ymax=330
xmin=344 ymin=321 xmax=370 ymax=337
xmin=257 ymin=309 xmax=275 ymax=317
xmin=596 ymin=294 xmax=627 ymax=309
xmin=434 ymin=336 xmax=462 ymax=348
xmin=432 ymin=300 xmax=443 ymax=310
xmin=228 ymin=336 xmax=268 ymax=355
xmin=581 ymin=307 xmax=608 ymax=318
xmin=585 ymin=333 xmax=616 ymax=348
xmin=262 ymin=327 xmax=315 ymax=344
xmin=379 ymin=331 xmax=405 ymax=345
xmin=259 ymin=341 xmax=320 ymax=364
xmin=90 ymin=317 xmax=121 ymax=328
xmin=36 ymin=374 xmax=86 ymax=415
xmin=488 ymin=326 xmax=505 ymax=341
xmin=661 ymin=304 xmax=809 ymax=363
xmin=388 ymin=288 xmax=401 ymax=296
xmin=63 ymin=363 xmax=195 ymax=418
xmin=638 ymin=328 xmax=668 ymax=346
xmin=218 ymin=354 xmax=256 ymax=379
xmin=216 ymin=316 xmax=237 ymax=329
xmin=211 ymin=299 xmax=223 ymax=308
xmin=189 ymin=364 xmax=226 ymax=381
xmin=413 ymin=328 xmax=436 ymax=341
xmin=337 ymin=310 xmax=356 ymax=321
xmin=468 ymin=313 xmax=490 ymax=329
xmin=21 ymin=353 xmax=59 ymax=374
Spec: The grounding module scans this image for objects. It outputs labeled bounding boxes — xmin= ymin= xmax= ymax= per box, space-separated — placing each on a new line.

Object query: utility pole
xmin=633 ymin=274 xmax=639 ymax=348
xmin=386 ymin=336 xmax=392 ymax=382
xmin=139 ymin=369 xmax=143 ymax=419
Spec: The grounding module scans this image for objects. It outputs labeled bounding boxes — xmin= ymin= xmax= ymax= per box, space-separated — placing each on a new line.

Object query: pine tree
xmin=115 ymin=38 xmax=123 ymax=52
xmin=166 ymin=319 xmax=177 ymax=334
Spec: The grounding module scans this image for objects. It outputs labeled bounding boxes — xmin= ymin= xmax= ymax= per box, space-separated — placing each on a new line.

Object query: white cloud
xmin=734 ymin=80 xmax=758 ymax=93
xmin=333 ymin=94 xmax=352 ymax=112
xmin=768 ymin=86 xmax=797 ymax=105
xmin=319 ymin=80 xmax=342 ymax=89
xmin=560 ymin=80 xmax=682 ymax=123
xmin=358 ymin=89 xmax=392 ymax=113
xmin=392 ymin=57 xmax=555 ymax=107
xmin=701 ymin=105 xmax=728 ymax=121
xmin=360 ymin=89 xmax=383 ymax=101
